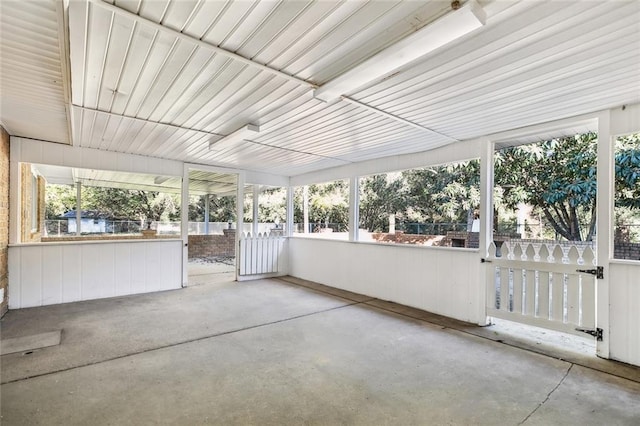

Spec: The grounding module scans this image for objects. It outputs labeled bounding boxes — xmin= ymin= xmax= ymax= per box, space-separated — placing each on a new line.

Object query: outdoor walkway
xmin=1 ymin=277 xmax=639 ymax=425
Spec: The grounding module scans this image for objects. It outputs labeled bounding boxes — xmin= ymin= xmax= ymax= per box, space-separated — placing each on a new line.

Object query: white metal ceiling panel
xmin=9 ymin=0 xmax=633 ymax=179
xmin=352 ymin=0 xmax=640 ymax=141
xmin=0 ymin=0 xmax=70 ymax=144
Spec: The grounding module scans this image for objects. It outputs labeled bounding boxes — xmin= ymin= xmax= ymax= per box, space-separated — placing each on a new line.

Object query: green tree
xmin=403 ymin=160 xmax=480 ymax=228
xmin=495 ymin=133 xmax=598 ymax=241
xmin=45 ymin=184 xmax=76 ymax=219
xmin=615 ymin=133 xmax=640 ymax=209
xmin=359 ymin=173 xmax=406 ymax=232
xmin=83 ymin=188 xmax=179 ymax=224
xmin=293 ymin=181 xmax=349 ymax=230
xmin=257 ymin=187 xmax=287 ymax=223
xmin=45 ymin=185 xmax=180 ymax=225
xmin=309 ymin=181 xmax=349 ymax=229
xmin=189 ymin=194 xmax=236 ymax=222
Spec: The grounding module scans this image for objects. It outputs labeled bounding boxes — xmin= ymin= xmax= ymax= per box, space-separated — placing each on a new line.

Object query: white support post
xmin=236 ymin=173 xmax=245 ymax=281
xmin=181 ymin=167 xmax=190 ymax=287
xmin=303 ymin=185 xmax=309 ymax=233
xmin=349 ymin=176 xmax=359 ymax=241
xmin=478 ymin=138 xmax=494 ymax=325
xmin=286 ymin=186 xmax=294 ymax=237
xmin=236 ymin=173 xmax=245 ymax=231
xmin=252 ymin=184 xmax=260 ymax=236
xmin=204 ymin=194 xmax=210 ymax=235
xmin=595 ymin=110 xmax=612 ymax=359
xmin=76 ymin=181 xmax=82 ymax=236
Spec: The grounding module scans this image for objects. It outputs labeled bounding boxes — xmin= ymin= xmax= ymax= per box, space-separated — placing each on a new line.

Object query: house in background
xmin=0 ymin=0 xmax=639 ymax=369
xmin=61 ymin=210 xmax=108 ymax=234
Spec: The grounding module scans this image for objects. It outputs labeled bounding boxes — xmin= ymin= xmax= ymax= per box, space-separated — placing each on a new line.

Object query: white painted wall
xmin=8 ymin=240 xmax=182 ymax=308
xmin=289 ymin=238 xmax=483 ymax=324
xmin=609 ymin=262 xmax=640 ymax=366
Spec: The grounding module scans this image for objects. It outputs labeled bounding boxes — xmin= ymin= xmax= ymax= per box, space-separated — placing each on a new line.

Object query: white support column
xmin=349 ymin=176 xmax=359 ymax=241
xmin=235 ymin=173 xmax=245 ymax=281
xmin=75 ymin=181 xmax=82 ymax=236
xmin=236 ymin=173 xmax=245 ymax=238
xmin=595 ymin=110 xmax=612 ymax=359
xmin=181 ymin=167 xmax=190 ymax=287
xmin=286 ymin=186 xmax=294 ymax=237
xmin=303 ymin=185 xmax=309 ymax=233
xmin=252 ymin=184 xmax=260 ymax=236
xmin=478 ymin=138 xmax=494 ymax=325
xmin=204 ymin=194 xmax=210 ymax=235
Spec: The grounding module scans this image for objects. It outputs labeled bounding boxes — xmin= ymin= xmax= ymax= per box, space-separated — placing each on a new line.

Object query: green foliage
xmin=242 ymin=186 xmax=286 ymax=224
xmin=495 ymin=133 xmax=599 ymax=241
xmin=293 ymin=181 xmax=349 ymax=230
xmin=359 ymin=173 xmax=406 ymax=232
xmin=258 ymin=187 xmax=287 ymax=223
xmin=309 ymin=181 xmax=349 ymax=227
xmin=189 ymin=195 xmax=236 ymax=222
xmin=45 ymin=185 xmax=180 ymax=223
xmin=404 ymin=160 xmax=480 ymax=225
xmin=615 ymin=133 xmax=640 ymax=209
xmin=45 ymin=184 xmax=76 ymax=219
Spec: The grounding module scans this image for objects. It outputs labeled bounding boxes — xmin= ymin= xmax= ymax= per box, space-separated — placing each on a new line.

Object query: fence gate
xmin=238 ymin=232 xmax=287 ymax=278
xmin=485 ymin=241 xmax=601 ymax=340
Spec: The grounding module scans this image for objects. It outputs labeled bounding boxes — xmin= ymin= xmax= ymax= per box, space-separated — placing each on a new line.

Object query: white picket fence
xmin=486 ymin=241 xmax=597 ymax=337
xmin=238 ymin=232 xmax=287 ymax=277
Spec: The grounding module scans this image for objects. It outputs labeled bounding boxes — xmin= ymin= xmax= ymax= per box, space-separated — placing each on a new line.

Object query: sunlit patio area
xmin=1 ymin=0 xmax=639 ymax=424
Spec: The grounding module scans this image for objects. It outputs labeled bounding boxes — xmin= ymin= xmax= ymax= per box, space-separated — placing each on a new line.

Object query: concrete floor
xmin=1 ymin=277 xmax=639 ymax=425
xmin=188 ymin=257 xmax=235 ymax=286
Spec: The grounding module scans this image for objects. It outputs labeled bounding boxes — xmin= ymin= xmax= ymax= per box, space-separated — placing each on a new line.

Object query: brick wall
xmin=372 ymin=232 xmax=447 ymax=246
xmin=20 ymin=163 xmax=44 ymax=243
xmin=188 ymin=229 xmax=236 ymax=258
xmin=614 ymin=243 xmax=640 ymax=261
xmin=0 ymin=127 xmax=9 ymax=316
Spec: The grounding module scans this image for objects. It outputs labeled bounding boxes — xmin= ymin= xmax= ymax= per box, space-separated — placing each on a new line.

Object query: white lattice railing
xmin=238 ymin=233 xmax=287 ymax=277
xmin=486 ymin=241 xmax=597 ymax=336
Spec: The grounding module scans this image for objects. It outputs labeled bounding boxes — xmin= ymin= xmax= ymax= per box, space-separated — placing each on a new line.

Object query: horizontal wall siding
xmin=8 ymin=240 xmax=181 ymax=308
xmin=609 ymin=262 xmax=640 ymax=366
xmin=289 ymin=238 xmax=482 ymax=324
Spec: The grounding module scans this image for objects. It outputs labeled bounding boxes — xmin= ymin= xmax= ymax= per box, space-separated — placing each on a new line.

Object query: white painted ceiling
xmin=0 ymin=0 xmax=71 ymax=144
xmin=2 ymin=0 xmax=639 ymax=178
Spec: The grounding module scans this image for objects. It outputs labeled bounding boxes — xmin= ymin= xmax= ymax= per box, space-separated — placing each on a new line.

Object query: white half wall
xmin=609 ymin=262 xmax=640 ymax=366
xmin=289 ymin=238 xmax=483 ymax=324
xmin=8 ymin=240 xmax=182 ymax=308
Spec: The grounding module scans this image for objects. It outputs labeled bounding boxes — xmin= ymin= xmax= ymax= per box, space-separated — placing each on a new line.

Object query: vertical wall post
xmin=75 ymin=181 xmax=82 ymax=236
xmin=595 ymin=110 xmax=612 ymax=359
xmin=236 ymin=173 xmax=245 ymax=281
xmin=181 ymin=167 xmax=190 ymax=287
xmin=349 ymin=176 xmax=359 ymax=241
xmin=478 ymin=138 xmax=494 ymax=325
xmin=303 ymin=185 xmax=309 ymax=233
xmin=204 ymin=194 xmax=210 ymax=235
xmin=286 ymin=185 xmax=294 ymax=237
xmin=252 ymin=184 xmax=260 ymax=235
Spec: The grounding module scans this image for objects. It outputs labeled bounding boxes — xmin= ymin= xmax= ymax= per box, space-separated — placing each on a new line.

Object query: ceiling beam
xmin=340 ymin=97 xmax=459 ymax=142
xmin=56 ymin=0 xmax=74 ymax=145
xmin=75 ymin=106 xmax=225 ymax=139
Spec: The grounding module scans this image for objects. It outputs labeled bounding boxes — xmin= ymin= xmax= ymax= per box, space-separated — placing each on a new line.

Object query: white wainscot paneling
xmin=609 ymin=262 xmax=640 ymax=367
xmin=289 ymin=238 xmax=482 ymax=324
xmin=8 ymin=240 xmax=182 ymax=309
